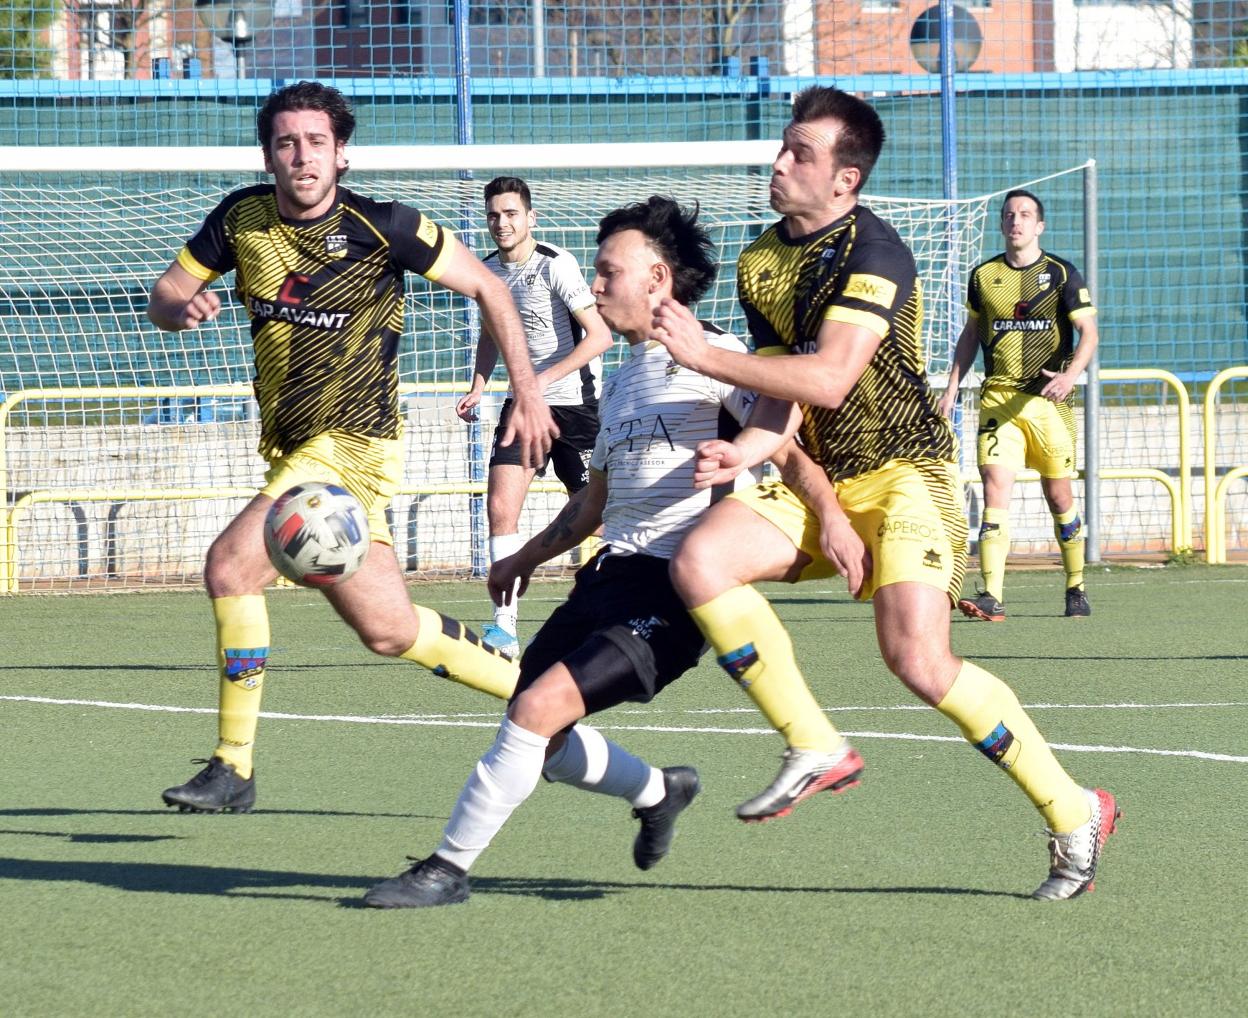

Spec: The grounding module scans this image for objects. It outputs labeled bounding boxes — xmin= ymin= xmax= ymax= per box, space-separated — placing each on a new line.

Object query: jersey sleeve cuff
xmin=825 ymin=306 xmax=888 ymax=338
xmin=176 ymin=247 xmax=219 ymax=283
xmin=422 ymin=226 xmax=457 ymax=282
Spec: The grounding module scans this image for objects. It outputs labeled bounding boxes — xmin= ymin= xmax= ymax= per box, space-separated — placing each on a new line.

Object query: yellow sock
xmin=935 ymin=660 xmax=1090 ymax=832
xmin=978 ymin=507 xmax=1009 ymax=601
xmin=689 ymin=586 xmax=841 ymax=752
xmin=1053 ymin=506 xmax=1085 ymax=590
xmin=402 ymin=604 xmax=518 ymax=700
xmin=213 ymin=595 xmax=269 ymax=780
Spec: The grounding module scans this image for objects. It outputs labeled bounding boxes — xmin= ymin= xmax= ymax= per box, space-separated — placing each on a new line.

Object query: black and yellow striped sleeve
xmin=822 ymin=239 xmax=916 ymax=340
xmin=389 ymin=205 xmax=455 ymax=281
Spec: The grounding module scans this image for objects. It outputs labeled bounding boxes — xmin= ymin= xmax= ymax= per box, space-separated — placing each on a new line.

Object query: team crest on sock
xmin=976 ymin=721 xmax=1022 ymax=770
xmin=718 ymin=644 xmax=760 ymax=687
xmin=224 ymin=647 xmax=268 ymax=688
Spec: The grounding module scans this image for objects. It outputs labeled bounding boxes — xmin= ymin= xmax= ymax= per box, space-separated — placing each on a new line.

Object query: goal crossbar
xmin=0 ymin=141 xmax=785 ymax=174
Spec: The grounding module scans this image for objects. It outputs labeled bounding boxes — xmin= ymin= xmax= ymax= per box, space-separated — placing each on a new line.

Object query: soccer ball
xmin=263 ymin=482 xmax=370 ymax=588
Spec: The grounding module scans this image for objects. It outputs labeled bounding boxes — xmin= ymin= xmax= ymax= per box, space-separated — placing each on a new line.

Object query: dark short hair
xmin=596 ymin=196 xmax=717 ymax=306
xmin=484 ymin=176 xmax=532 ymax=210
xmin=257 ymin=81 xmax=356 ymax=151
xmin=790 ymin=86 xmax=886 ymax=191
xmin=1002 ymin=189 xmax=1045 ymax=221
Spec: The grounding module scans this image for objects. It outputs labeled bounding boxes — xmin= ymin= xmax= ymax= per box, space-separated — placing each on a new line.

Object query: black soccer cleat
xmin=1064 ymin=586 xmax=1092 ymax=618
xmin=632 ymin=766 xmax=701 ymax=870
xmin=161 ymin=757 xmax=256 ymax=814
xmin=364 ymin=855 xmax=470 ymax=909
xmin=958 ymin=590 xmax=1006 ymax=622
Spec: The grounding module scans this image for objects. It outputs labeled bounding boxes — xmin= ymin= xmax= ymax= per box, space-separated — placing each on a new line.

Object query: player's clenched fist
xmin=178 ymin=290 xmax=222 ymax=329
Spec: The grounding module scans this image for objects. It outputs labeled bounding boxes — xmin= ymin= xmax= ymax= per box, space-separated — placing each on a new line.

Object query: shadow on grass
xmin=0 ymin=829 xmax=181 ymax=844
xmin=0 ymin=828 xmax=182 ymax=843
xmin=0 ymin=856 xmax=1028 ymax=904
xmin=464 ymin=875 xmax=1030 ymax=902
xmin=971 ymin=653 xmax=1248 ymax=663
xmin=0 ymin=807 xmax=442 ymax=820
xmin=0 ymin=855 xmax=365 ymax=903
xmin=0 ymin=661 xmax=393 ymax=673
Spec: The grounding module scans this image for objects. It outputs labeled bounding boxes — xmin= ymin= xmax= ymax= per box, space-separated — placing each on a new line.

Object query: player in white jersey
xmin=456 ymin=177 xmax=613 ymax=656
xmin=365 ymin=196 xmax=827 ymax=908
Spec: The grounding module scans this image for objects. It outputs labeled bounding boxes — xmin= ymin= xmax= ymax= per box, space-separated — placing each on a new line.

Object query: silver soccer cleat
xmin=1032 ymin=787 xmax=1120 ymax=901
xmin=736 ymin=742 xmax=864 ymax=822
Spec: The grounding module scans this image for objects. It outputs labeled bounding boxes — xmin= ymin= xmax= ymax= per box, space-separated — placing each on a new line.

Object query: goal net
xmin=2 ymin=142 xmax=1001 ymax=591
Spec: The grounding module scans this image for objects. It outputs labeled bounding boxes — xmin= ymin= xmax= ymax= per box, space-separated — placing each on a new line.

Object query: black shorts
xmin=490 ymin=400 xmax=598 ymax=493
xmin=515 ymin=551 xmax=706 ymax=716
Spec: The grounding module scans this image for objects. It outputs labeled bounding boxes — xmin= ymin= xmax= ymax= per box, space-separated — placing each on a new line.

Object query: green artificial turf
xmin=2 ymin=565 xmax=1246 ymax=1016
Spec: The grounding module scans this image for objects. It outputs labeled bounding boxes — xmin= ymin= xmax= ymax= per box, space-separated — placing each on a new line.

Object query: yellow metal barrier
xmin=3 ymin=487 xmax=253 ymax=594
xmin=960 ymin=368 xmax=1192 ymax=556
xmin=1099 ymin=368 xmax=1193 ymax=552
xmin=0 ymin=382 xmax=519 ymax=593
xmin=1 ymin=376 xmax=1203 ymax=587
xmin=0 ymin=385 xmax=255 ymax=517
xmin=961 ymin=467 xmax=1183 ymax=554
xmin=2 ymin=481 xmax=574 ymax=594
xmin=1203 ymin=366 xmax=1248 ymax=564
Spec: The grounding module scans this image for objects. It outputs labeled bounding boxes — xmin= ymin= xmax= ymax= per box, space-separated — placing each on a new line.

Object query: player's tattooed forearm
xmin=540 ymin=501 xmax=583 ymax=548
xmin=780 ymin=459 xmax=815 ymax=508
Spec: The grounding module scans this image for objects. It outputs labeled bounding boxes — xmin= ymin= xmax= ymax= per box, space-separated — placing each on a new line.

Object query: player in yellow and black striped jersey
xmin=178 ymin=182 xmax=454 ymax=461
xmin=650 ymin=88 xmax=1116 ymax=899
xmin=965 ymin=248 xmax=1094 ymax=397
xmin=737 ymin=201 xmax=955 ymax=482
xmin=146 ymin=82 xmax=557 ymax=815
xmin=940 ymin=189 xmax=1100 ymax=622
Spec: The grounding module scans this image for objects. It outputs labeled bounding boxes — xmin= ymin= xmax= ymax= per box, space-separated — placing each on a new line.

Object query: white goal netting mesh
xmin=2 ymin=163 xmax=996 ymax=591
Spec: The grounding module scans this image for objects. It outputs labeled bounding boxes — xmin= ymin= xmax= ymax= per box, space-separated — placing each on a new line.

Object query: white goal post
xmin=2 ymin=142 xmax=1034 ymax=591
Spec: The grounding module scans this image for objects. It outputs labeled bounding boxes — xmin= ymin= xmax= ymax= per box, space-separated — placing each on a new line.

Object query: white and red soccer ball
xmin=263 ymin=482 xmax=370 ymax=588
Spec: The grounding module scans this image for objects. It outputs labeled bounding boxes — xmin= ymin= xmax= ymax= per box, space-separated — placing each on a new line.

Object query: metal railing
xmin=1203 ymin=366 xmax=1248 ymax=564
xmin=0 ymin=381 xmax=515 ymax=592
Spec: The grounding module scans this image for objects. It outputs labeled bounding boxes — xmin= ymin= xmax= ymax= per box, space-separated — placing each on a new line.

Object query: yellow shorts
xmin=261 ymin=430 xmax=403 ymax=547
xmin=729 ymin=459 xmax=968 ymax=604
xmin=976 ymin=386 xmax=1077 ymax=478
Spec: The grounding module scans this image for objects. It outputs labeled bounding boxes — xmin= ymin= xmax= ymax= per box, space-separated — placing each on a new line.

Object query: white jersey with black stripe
xmin=482 ymin=241 xmax=599 ymax=406
xmin=591 ymin=324 xmax=759 ymax=560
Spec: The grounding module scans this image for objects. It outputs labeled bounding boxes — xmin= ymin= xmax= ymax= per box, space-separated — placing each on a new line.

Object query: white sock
xmin=489 ymin=533 xmax=524 ymax=632
xmin=542 ymin=723 xmax=665 ymax=809
xmin=436 ymin=717 xmax=549 ymax=872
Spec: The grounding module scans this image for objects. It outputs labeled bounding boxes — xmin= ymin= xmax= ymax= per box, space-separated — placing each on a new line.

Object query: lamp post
xmin=194 ymin=0 xmax=274 ymax=79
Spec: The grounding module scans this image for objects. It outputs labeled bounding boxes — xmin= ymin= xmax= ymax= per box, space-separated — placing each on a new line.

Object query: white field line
xmin=3 ymin=694 xmax=1246 ymax=764
xmin=283 ymin=572 xmax=1248 ymax=611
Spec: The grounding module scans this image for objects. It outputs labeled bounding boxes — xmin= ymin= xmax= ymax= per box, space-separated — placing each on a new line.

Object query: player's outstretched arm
xmin=651 ymin=298 xmax=880 ymax=409
xmin=147 ymin=261 xmax=221 ymax=333
xmin=691 ymin=395 xmax=802 ymax=489
xmin=488 ymin=473 xmax=606 ymax=605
